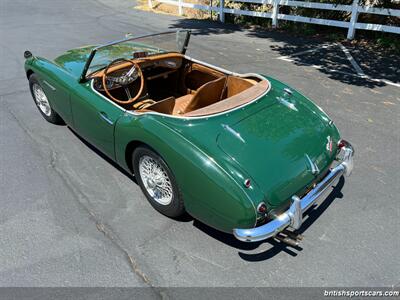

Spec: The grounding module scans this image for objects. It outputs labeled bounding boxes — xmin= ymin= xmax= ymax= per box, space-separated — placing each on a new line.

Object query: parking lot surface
xmin=1 ymin=0 xmax=399 ymax=288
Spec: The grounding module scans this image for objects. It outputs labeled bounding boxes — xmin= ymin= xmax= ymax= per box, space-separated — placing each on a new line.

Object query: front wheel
xmin=132 ymin=146 xmax=185 ymax=218
xmin=29 ymin=74 xmax=64 ymax=124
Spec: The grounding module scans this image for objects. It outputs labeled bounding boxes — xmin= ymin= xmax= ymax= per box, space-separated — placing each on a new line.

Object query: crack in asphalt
xmin=0 ymin=89 xmax=29 ymax=97
xmin=2 ymin=100 xmax=169 ymax=298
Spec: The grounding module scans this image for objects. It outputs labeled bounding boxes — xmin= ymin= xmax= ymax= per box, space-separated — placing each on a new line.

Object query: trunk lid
xmin=217 ymin=90 xmax=337 ymax=209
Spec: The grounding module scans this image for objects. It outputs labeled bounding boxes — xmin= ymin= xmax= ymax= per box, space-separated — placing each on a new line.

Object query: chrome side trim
xmin=99 ymin=112 xmax=114 ymax=125
xmin=43 ymin=80 xmax=56 ymax=91
xmin=278 ymin=96 xmax=298 ymax=111
xmin=283 ymin=87 xmax=293 ymax=96
xmin=305 ymin=153 xmax=320 ymax=175
xmin=222 ymin=124 xmax=245 ymax=143
xmin=233 ymin=143 xmax=354 ymax=242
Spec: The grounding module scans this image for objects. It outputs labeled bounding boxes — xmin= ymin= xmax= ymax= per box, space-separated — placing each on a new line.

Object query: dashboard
xmin=93 ymin=55 xmax=183 ymax=91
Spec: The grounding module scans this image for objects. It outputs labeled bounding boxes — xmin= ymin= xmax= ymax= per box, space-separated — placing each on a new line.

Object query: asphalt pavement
xmin=0 ymin=0 xmax=399 ymax=290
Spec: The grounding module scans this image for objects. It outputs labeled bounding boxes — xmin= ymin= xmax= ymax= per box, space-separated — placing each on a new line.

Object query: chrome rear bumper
xmin=233 ymin=142 xmax=354 ymax=242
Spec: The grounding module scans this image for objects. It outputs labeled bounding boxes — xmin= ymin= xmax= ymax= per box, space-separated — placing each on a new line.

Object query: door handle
xmin=99 ymin=111 xmax=114 ymax=125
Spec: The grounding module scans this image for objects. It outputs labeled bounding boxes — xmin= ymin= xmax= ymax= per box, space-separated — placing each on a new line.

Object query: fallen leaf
xmin=382 ymin=101 xmax=395 ymax=106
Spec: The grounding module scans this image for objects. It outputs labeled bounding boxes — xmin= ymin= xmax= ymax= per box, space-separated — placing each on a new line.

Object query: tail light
xmin=243 ymin=179 xmax=251 ymax=188
xmin=257 ymin=202 xmax=267 ymax=214
xmin=338 ymin=139 xmax=349 ymax=149
xmin=337 ymin=139 xmax=354 ymax=176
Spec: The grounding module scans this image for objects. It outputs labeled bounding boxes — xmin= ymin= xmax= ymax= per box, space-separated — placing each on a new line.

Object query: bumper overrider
xmin=233 ymin=140 xmax=354 ymax=242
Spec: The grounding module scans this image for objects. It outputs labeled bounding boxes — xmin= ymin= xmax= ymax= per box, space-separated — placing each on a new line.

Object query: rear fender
xmin=115 ymin=114 xmax=257 ymax=232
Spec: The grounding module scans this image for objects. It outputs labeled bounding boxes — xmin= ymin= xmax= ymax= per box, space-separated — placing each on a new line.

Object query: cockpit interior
xmin=90 ymin=53 xmax=269 ymax=117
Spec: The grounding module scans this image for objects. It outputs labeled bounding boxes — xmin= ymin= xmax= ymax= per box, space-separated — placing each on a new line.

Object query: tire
xmin=29 ymin=74 xmax=64 ymax=124
xmin=132 ymin=146 xmax=185 ymax=218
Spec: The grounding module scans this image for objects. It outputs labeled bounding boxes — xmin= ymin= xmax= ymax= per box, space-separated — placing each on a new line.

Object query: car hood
xmin=54 ymin=45 xmax=96 ymax=79
xmin=216 ymin=84 xmax=340 ymax=209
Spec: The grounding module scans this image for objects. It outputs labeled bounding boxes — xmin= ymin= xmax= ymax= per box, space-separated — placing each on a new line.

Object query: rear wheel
xmin=29 ymin=74 xmax=64 ymax=124
xmin=132 ymin=146 xmax=185 ymax=218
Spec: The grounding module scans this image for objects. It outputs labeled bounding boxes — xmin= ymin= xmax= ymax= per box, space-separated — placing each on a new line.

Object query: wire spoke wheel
xmin=32 ymin=83 xmax=51 ymax=116
xmin=133 ymin=146 xmax=184 ymax=217
xmin=139 ymin=155 xmax=173 ymax=205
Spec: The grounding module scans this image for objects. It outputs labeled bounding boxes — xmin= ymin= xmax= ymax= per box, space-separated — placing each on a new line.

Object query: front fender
xmin=24 ymin=56 xmax=75 ymax=125
xmin=115 ymin=113 xmax=257 ymax=233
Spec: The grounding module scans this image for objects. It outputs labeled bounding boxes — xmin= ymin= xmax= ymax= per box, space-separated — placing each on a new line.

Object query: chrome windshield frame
xmin=79 ymin=30 xmax=191 ymax=82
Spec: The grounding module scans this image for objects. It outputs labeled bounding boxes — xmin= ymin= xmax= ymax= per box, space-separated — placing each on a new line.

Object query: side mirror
xmin=24 ymin=50 xmax=33 ymax=59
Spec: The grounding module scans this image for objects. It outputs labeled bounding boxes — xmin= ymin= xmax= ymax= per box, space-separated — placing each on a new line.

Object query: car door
xmin=70 ymin=80 xmax=124 ymax=159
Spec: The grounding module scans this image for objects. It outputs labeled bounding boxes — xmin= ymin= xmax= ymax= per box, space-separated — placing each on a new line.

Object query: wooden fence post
xmin=219 ymin=0 xmax=225 ymax=23
xmin=272 ymin=0 xmax=279 ymax=27
xmin=347 ymin=0 xmax=359 ymax=39
xmin=178 ymin=0 xmax=183 ymax=15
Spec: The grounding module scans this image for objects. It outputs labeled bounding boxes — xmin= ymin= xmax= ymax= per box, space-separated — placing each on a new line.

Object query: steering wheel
xmin=102 ymin=58 xmax=144 ymax=104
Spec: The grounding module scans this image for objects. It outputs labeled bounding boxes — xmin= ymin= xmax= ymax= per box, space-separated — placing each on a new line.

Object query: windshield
xmin=84 ymin=30 xmax=190 ymax=78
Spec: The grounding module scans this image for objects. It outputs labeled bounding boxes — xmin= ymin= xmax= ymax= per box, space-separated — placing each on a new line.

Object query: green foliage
xmin=376 ymin=34 xmax=400 ymax=52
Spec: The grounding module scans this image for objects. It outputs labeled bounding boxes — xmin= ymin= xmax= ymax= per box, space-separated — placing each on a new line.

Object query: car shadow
xmin=68 ymin=127 xmax=138 ymax=184
xmin=68 ymin=126 xmax=195 ymax=224
xmin=170 ymin=17 xmax=243 ymax=36
xmin=193 ymin=176 xmax=345 ymax=262
xmin=169 ymin=18 xmax=398 ymax=88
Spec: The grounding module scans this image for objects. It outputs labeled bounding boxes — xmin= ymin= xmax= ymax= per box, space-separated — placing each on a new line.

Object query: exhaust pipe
xmin=275 ymin=230 xmax=304 ymax=247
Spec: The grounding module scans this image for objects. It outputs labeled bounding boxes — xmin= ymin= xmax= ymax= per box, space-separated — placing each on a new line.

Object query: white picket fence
xmin=148 ymin=0 xmax=400 ymax=39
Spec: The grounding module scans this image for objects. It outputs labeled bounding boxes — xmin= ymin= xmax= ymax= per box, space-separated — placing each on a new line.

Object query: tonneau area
xmin=183 ymin=80 xmax=269 ymax=117
xmin=140 ymin=75 xmax=269 ymax=116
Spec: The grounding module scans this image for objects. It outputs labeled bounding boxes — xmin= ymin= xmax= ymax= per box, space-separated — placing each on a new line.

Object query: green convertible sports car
xmin=24 ymin=30 xmax=354 ymax=244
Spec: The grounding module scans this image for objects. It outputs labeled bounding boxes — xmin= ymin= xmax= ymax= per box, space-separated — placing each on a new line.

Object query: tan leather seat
xmin=223 ymin=76 xmax=254 ymax=98
xmin=142 ymin=77 xmax=227 ymax=115
xmin=172 ymin=94 xmax=193 ymax=114
xmin=139 ymin=95 xmax=193 ymax=115
xmin=140 ymin=76 xmax=258 ymax=115
xmin=182 ymin=76 xmax=227 ymax=114
xmin=184 ymin=80 xmax=269 ymax=117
